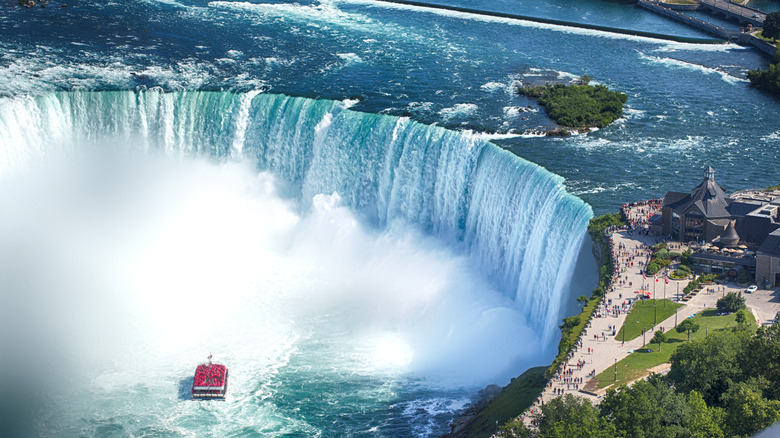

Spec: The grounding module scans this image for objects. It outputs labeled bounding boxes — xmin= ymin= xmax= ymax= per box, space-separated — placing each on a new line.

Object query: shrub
xmin=560 ymin=315 xmax=582 ymax=331
xmin=700 ymin=273 xmax=719 ymax=283
xmin=655 ymin=248 xmax=670 ymax=260
xmin=737 ymin=269 xmax=753 ymax=284
xmin=653 ymin=242 xmax=668 ymax=251
xmin=673 ymin=265 xmax=692 ymax=278
xmin=645 ymin=262 xmax=661 ymax=275
xmin=683 ymin=278 xmax=701 ymax=295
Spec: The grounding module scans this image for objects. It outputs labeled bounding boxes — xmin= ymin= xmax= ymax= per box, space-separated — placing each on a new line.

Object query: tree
xmin=681 ymin=248 xmax=693 ymax=267
xmin=764 ymin=11 xmax=780 ymax=40
xmin=740 ymin=324 xmax=780 ymax=400
xmin=498 ymin=418 xmax=534 ymax=438
xmin=668 ymin=331 xmax=747 ymax=405
xmin=677 ymin=318 xmax=701 ymax=341
xmin=734 ymin=309 xmax=749 ymax=331
xmin=600 ymin=376 xmax=690 ymax=437
xmin=717 ymin=292 xmax=746 ymax=313
xmin=576 ymin=295 xmax=589 ymax=306
xmin=519 ymin=81 xmax=628 ymax=129
xmin=686 ymin=390 xmax=725 ymax=438
xmin=651 ymin=329 xmax=668 ymax=352
xmin=747 ymin=51 xmax=780 ymax=95
xmin=534 ymin=394 xmax=616 ymax=438
xmin=721 ymin=381 xmax=780 ymax=437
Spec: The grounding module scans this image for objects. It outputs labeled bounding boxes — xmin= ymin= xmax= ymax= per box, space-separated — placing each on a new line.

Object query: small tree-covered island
xmin=517 ymin=76 xmax=628 ymax=135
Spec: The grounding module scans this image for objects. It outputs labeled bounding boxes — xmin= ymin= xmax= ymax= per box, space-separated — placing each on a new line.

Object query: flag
xmin=643 ymin=271 xmax=646 ymax=279
xmin=665 ymin=276 xmax=669 ymax=284
xmin=655 ymin=275 xmax=658 ymax=283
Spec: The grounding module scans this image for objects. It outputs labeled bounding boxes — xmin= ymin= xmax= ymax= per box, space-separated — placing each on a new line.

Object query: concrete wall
xmin=737 ymin=34 xmax=778 ymax=56
xmin=756 ymin=254 xmax=780 ymax=286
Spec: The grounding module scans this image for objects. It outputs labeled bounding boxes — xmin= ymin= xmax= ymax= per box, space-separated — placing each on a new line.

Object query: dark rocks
xmin=441 ymin=385 xmax=503 ymax=438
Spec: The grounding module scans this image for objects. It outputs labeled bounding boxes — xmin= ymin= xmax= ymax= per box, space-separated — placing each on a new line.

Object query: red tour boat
xmin=192 ymin=354 xmax=228 ymax=400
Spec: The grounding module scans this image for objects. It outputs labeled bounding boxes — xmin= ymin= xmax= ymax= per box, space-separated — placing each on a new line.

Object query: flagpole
xmin=654 ymin=275 xmax=657 ymax=325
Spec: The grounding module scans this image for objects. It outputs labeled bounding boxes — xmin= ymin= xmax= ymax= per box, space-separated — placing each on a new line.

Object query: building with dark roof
xmin=662 ymin=166 xmax=732 ymax=242
xmin=661 ymin=166 xmax=780 ymax=287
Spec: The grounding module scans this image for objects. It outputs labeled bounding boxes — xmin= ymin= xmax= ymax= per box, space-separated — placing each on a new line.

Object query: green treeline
xmin=500 ymin=323 xmax=780 ymax=438
xmin=517 ymin=78 xmax=627 ymax=129
xmin=747 ymin=45 xmax=780 ymax=95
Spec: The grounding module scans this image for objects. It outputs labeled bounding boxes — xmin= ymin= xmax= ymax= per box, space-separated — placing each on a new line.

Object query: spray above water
xmin=0 ymin=151 xmax=536 ymax=382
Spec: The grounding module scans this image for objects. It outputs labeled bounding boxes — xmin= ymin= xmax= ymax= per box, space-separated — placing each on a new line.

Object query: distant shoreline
xmin=371 ymin=0 xmax=723 ymax=44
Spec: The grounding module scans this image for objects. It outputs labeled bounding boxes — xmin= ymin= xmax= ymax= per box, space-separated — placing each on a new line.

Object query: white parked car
xmin=746 ymin=285 xmax=758 ymax=293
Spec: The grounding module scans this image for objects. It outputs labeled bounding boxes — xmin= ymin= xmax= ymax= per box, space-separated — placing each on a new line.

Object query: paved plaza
xmin=520 ymin=202 xmax=780 ymax=425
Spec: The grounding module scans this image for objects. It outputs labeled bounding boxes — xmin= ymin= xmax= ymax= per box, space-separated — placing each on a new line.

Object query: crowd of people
xmin=193 ymin=363 xmax=227 ymax=387
xmin=514 ymin=200 xmax=669 ymax=431
xmin=621 ymin=199 xmax=663 ymax=231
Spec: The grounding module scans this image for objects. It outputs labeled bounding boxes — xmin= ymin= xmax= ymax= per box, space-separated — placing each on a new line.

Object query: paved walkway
xmin=519 ymin=202 xmax=780 ymax=426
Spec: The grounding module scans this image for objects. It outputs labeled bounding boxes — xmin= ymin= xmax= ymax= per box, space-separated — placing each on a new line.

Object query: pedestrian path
xmin=520 ymin=201 xmax=736 ymax=427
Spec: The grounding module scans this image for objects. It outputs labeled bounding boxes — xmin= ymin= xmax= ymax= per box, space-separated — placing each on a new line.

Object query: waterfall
xmin=0 ymin=89 xmax=592 ymax=343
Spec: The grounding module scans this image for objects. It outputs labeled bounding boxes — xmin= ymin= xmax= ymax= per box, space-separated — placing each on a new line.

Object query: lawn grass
xmin=615 ymin=299 xmax=684 ymax=342
xmin=595 ymin=309 xmax=756 ymax=389
xmin=756 ymin=31 xmax=778 ymax=44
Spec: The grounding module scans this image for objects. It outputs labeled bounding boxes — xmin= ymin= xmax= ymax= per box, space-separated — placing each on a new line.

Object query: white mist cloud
xmin=0 ymin=149 xmax=541 ymax=433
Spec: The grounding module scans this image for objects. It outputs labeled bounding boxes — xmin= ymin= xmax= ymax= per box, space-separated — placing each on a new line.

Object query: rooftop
xmin=667 ymin=166 xmax=731 ymax=219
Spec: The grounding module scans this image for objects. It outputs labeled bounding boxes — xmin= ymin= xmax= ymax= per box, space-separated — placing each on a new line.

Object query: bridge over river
xmin=638 ymin=0 xmax=777 ymax=56
xmin=698 ymin=0 xmax=767 ymax=27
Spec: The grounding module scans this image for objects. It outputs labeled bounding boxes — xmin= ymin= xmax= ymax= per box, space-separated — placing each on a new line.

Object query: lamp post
xmin=614 ymin=358 xmax=618 ymax=382
xmin=664 ymin=280 xmax=667 ymax=309
xmin=675 ymin=307 xmax=678 ymax=326
xmin=654 ymin=302 xmax=658 ymax=325
xmin=643 ymin=325 xmax=646 ymax=346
